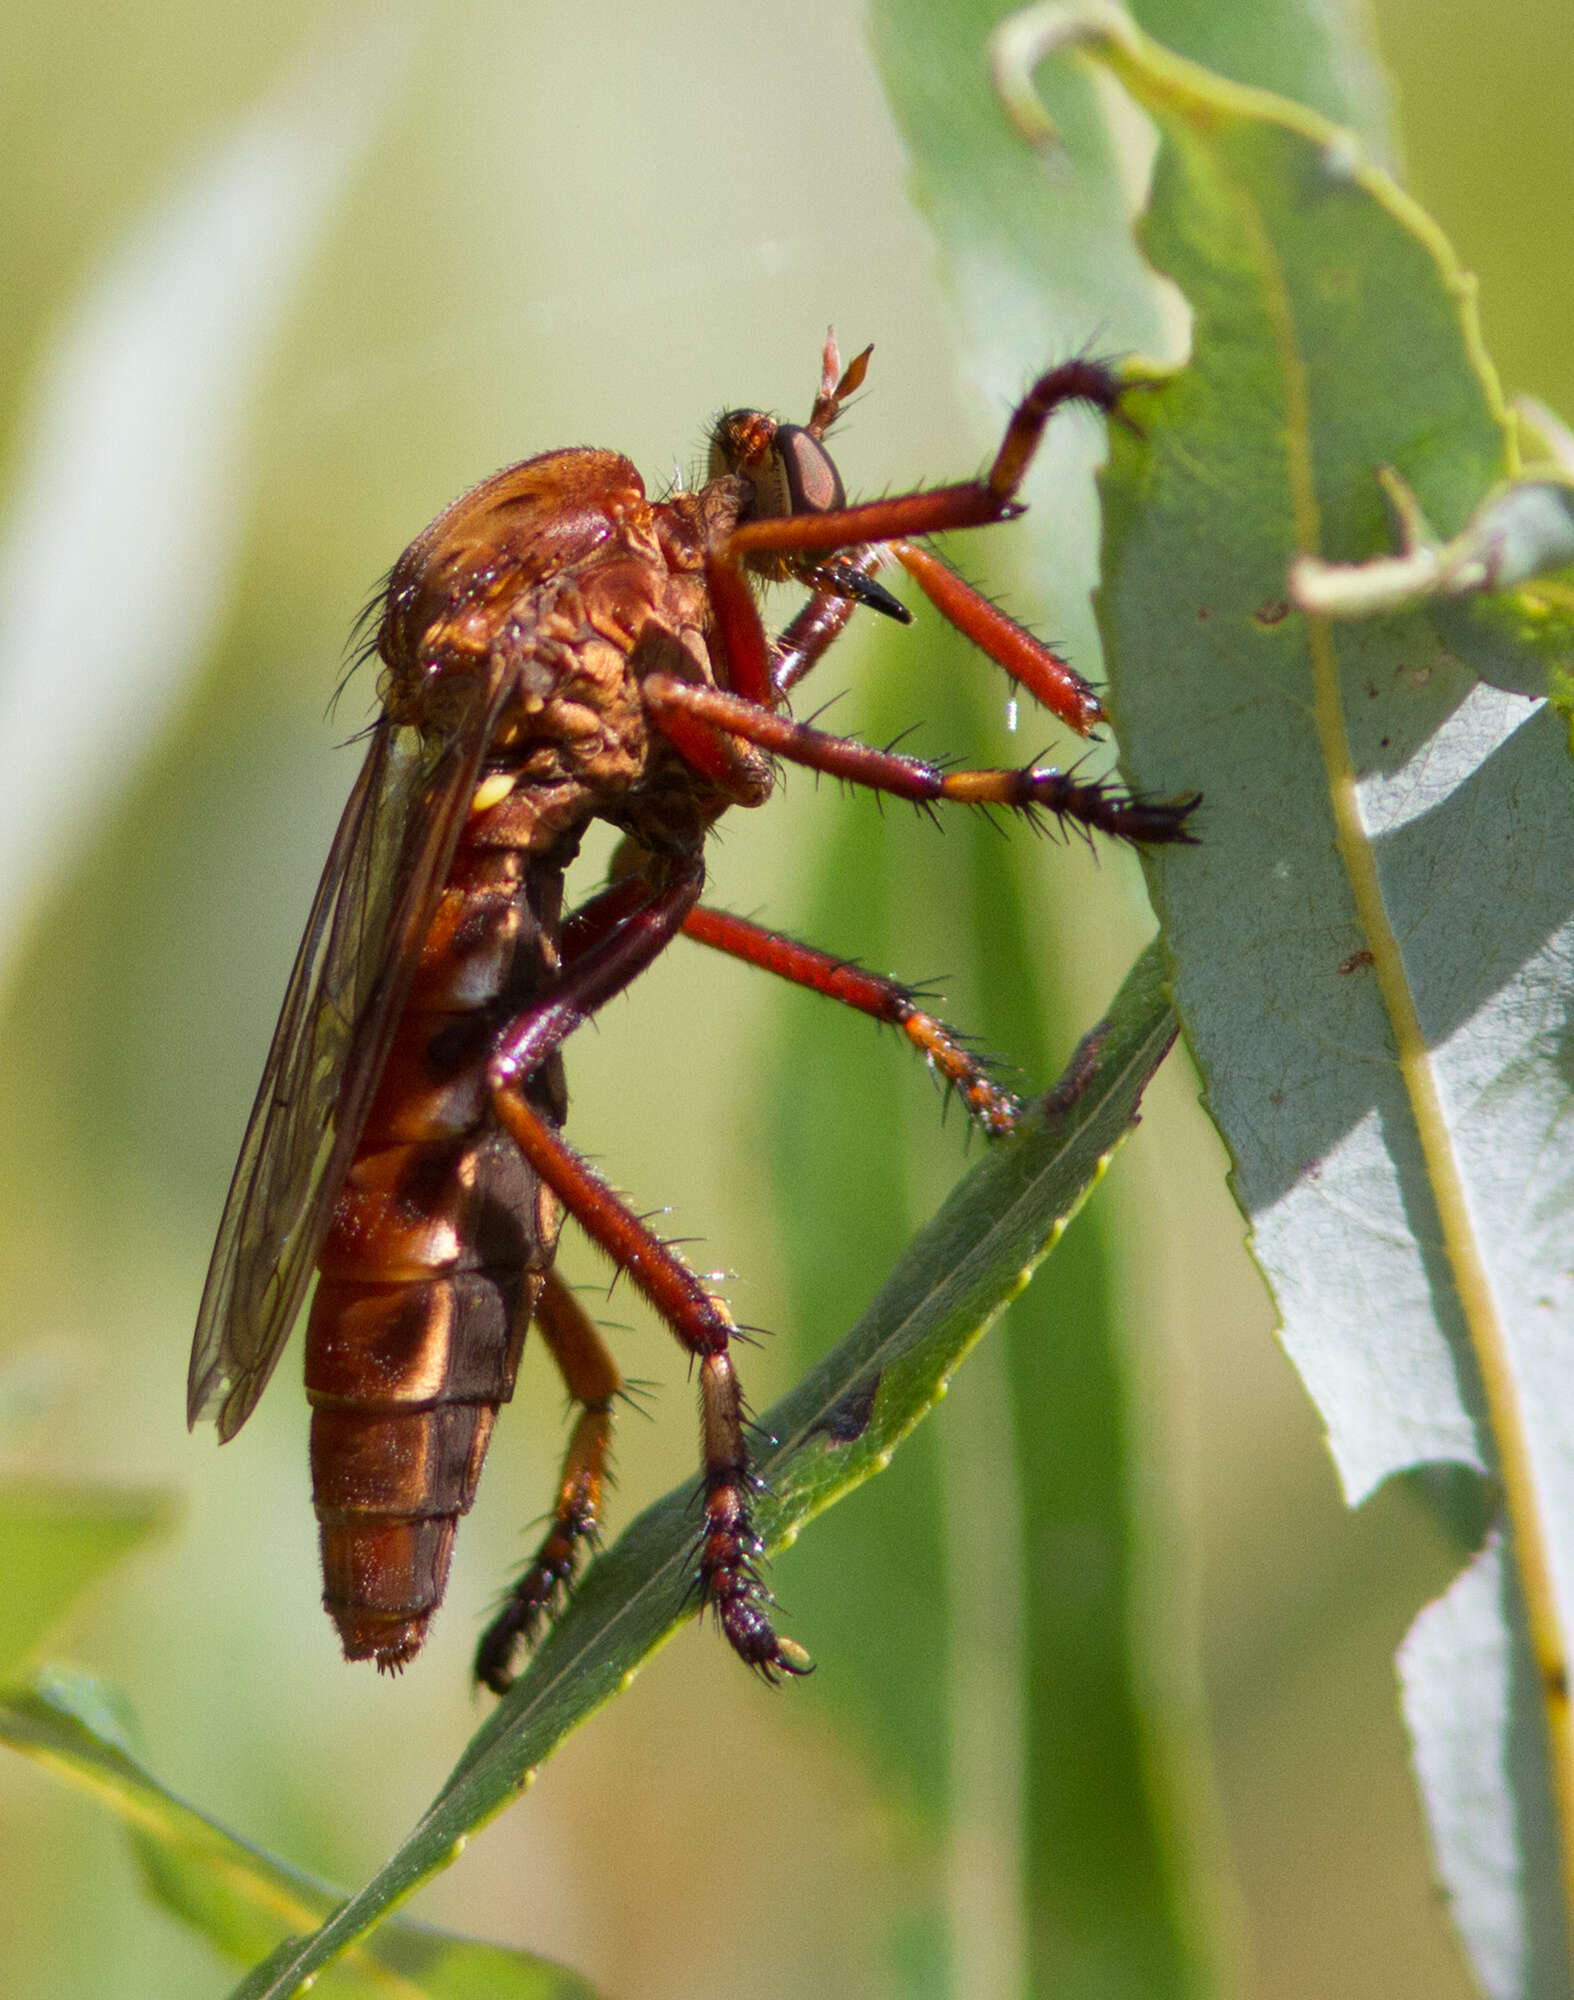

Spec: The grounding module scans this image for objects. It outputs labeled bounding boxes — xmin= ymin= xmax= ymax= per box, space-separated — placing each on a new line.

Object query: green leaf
xmin=198 ymin=942 xmax=1178 ymax=1999
xmin=990 ymin=8 xmax=1574 ymax=1994
xmin=1122 ymin=0 xmax=1396 ymax=152
xmin=861 ymin=1 xmax=1400 ymax=1990
xmin=0 ymin=1667 xmax=597 ymax=2000
xmin=0 ymin=1480 xmax=173 ymax=1680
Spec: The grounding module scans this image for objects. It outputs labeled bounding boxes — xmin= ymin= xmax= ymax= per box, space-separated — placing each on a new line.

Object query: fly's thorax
xmin=461 ymin=545 xmax=732 ymax=854
xmin=463 ymin=644 xmax=655 ymax=854
xmin=376 ymin=448 xmax=648 ymax=667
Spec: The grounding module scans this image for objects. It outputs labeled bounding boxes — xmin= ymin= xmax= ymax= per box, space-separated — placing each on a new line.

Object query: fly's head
xmin=706 ymin=407 xmax=847 ymax=589
xmin=703 ymin=339 xmax=907 ymax=627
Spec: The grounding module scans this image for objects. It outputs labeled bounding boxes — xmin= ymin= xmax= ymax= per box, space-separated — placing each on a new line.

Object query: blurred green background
xmin=0 ymin=3 xmax=1569 ymax=1996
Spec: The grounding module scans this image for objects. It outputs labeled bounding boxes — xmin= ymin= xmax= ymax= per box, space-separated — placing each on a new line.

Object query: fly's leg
xmin=490 ymin=1085 xmax=809 ymax=1682
xmin=575 ymin=838 xmax=1021 ymax=1128
xmin=704 ymin=536 xmax=1112 ymax=740
xmin=476 ymin=1268 xmax=623 ymax=1694
xmin=481 ymin=855 xmax=809 ymax=1685
xmin=714 ymin=358 xmax=1130 ymax=732
xmin=644 ymin=675 xmax=1199 ymax=844
xmin=762 ymin=539 xmax=1104 ymax=737
xmin=489 ymin=853 xmax=702 ymax=1080
xmin=769 ymin=578 xmax=864 ymax=698
xmin=681 ymin=904 xmax=1021 ymax=1135
xmin=738 ymin=357 xmax=1131 ymax=558
xmin=887 ymin=539 xmax=1104 ymax=735
xmin=766 ymin=543 xmax=1104 ymax=739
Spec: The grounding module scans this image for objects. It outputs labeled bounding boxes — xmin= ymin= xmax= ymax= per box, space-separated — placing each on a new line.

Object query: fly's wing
xmin=187 ymin=677 xmax=506 ymax=1441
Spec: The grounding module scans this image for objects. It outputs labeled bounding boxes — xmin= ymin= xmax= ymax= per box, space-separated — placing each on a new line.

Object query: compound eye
xmin=773 ymin=424 xmax=845 ymax=518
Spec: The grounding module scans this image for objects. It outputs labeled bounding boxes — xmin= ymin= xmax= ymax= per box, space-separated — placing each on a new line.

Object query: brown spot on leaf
xmin=812 ymin=1372 xmax=881 ymax=1446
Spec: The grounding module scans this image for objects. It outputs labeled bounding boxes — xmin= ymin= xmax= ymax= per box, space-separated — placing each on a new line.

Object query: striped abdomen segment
xmin=304 ymin=840 xmax=567 ymax=1671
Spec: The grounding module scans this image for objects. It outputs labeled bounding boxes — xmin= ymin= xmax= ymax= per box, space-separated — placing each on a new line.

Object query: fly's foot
xmin=697 ymin=1463 xmax=813 ymax=1684
xmin=1018 ymin=768 xmax=1201 ymax=845
xmin=475 ymin=1508 xmax=598 ymax=1695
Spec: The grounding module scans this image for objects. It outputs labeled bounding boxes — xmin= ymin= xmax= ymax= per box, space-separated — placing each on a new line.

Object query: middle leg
xmin=681 ymin=903 xmax=1022 ymax=1135
xmin=560 ymin=843 xmax=1020 ymax=1131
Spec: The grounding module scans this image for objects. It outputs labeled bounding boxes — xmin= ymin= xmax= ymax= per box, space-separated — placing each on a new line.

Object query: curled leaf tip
xmin=988 ymin=0 xmax=1139 ymax=148
xmin=1290 ymin=466 xmax=1574 ymax=618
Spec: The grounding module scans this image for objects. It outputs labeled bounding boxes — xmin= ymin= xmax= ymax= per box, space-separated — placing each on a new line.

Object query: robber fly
xmin=188 ymin=337 xmax=1195 ymax=1691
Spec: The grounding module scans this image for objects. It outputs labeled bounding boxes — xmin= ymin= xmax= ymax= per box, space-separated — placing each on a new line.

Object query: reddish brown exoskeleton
xmin=188 ymin=337 xmax=1196 ymax=1692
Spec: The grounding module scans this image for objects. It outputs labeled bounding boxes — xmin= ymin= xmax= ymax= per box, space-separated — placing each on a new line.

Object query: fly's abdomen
xmin=304 ymin=843 xmax=566 ymax=1672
